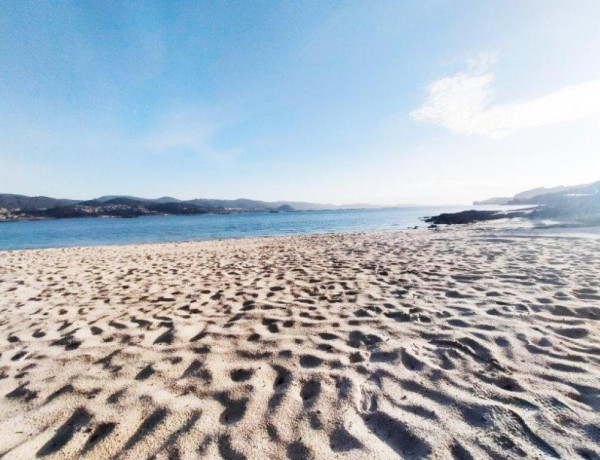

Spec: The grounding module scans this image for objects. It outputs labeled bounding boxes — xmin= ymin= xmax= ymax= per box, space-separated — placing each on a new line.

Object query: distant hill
xmin=185 ymin=198 xmax=277 ymax=211
xmin=0 ymin=193 xmax=369 ymax=221
xmin=29 ymin=198 xmax=213 ymax=219
xmin=94 ymin=196 xmax=370 ymax=211
xmin=95 ymin=195 xmax=182 ymax=204
xmin=473 ymin=180 xmax=600 ymax=206
xmin=473 ymin=197 xmax=513 ymax=205
xmin=0 ymin=194 xmax=78 ymax=211
xmin=509 ymin=181 xmax=600 ymax=205
xmin=443 ymin=179 xmax=600 ymax=225
xmin=513 ymin=185 xmax=573 ymax=201
xmin=184 ymin=198 xmax=342 ymax=212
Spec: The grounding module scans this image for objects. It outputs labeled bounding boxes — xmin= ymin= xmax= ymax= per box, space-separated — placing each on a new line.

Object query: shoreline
xmin=0 ymin=206 xmax=540 ymax=252
xmin=2 ymin=217 xmax=600 ymax=253
xmin=0 ymin=227 xmax=419 ymax=253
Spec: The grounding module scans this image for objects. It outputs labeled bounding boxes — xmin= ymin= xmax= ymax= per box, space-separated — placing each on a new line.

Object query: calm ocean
xmin=0 ymin=206 xmax=495 ymax=250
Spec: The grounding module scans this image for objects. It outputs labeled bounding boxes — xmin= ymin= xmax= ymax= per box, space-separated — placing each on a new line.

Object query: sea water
xmin=0 ymin=206 xmax=508 ymax=250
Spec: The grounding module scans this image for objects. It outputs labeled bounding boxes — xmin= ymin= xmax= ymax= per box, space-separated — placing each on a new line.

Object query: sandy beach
xmin=1 ymin=225 xmax=599 ymax=459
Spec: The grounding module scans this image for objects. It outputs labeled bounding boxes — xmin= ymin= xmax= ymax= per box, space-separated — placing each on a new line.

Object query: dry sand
xmin=0 ymin=225 xmax=599 ymax=459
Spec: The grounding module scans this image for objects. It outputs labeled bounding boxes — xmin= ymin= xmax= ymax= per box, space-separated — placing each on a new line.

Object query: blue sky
xmin=2 ymin=1 xmax=600 ymax=205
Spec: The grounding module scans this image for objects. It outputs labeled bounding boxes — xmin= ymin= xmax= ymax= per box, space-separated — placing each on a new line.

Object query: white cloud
xmin=412 ymin=55 xmax=600 ymax=139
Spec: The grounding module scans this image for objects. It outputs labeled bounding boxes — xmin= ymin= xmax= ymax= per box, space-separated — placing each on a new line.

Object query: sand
xmin=0 ymin=225 xmax=599 ymax=459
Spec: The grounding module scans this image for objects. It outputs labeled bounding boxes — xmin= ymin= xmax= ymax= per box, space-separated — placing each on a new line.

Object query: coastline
xmin=0 ymin=206 xmax=469 ymax=251
xmin=2 ymin=215 xmax=599 ymax=253
xmin=1 ymin=224 xmax=599 ymax=458
xmin=0 ymin=227 xmax=416 ymax=253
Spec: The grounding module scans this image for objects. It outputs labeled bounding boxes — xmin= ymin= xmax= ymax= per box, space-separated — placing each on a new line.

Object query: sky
xmin=1 ymin=1 xmax=600 ymax=205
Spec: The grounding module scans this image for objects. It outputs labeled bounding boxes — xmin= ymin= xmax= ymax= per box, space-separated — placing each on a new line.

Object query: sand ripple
xmin=1 ymin=227 xmax=599 ymax=458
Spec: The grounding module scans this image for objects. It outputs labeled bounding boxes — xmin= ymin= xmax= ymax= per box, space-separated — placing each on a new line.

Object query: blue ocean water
xmin=0 ymin=206 xmax=495 ymax=250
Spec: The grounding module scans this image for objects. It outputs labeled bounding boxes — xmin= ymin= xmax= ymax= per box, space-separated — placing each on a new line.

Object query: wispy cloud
xmin=144 ymin=109 xmax=241 ymax=160
xmin=411 ymin=54 xmax=600 ymax=139
xmin=0 ymin=107 xmax=240 ymax=160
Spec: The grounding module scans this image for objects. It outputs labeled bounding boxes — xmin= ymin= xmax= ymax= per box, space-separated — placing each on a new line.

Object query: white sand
xmin=0 ymin=225 xmax=599 ymax=459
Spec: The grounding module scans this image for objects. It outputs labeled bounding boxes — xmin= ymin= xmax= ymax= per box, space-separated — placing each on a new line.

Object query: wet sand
xmin=1 ymin=225 xmax=599 ymax=459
